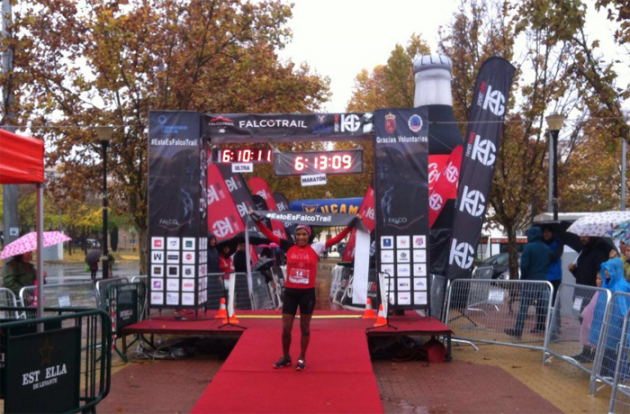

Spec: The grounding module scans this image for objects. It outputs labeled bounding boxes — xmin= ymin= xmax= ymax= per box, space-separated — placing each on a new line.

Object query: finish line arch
xmin=146 ymin=109 xmax=449 ymax=314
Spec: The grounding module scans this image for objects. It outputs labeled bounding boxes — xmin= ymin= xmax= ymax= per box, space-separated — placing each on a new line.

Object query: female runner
xmin=249 ymin=210 xmax=360 ymax=371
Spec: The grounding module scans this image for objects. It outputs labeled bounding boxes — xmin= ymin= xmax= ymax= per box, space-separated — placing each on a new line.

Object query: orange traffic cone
xmin=373 ymin=304 xmax=387 ymax=327
xmin=362 ymin=298 xmax=377 ymax=319
xmin=222 ymin=312 xmax=240 ymax=324
xmin=215 ymin=298 xmax=227 ymax=319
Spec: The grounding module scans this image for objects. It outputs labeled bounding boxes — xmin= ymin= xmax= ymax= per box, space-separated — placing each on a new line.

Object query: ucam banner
xmin=374 ymin=108 xmax=430 ymax=310
xmin=447 ymin=57 xmax=516 ymax=280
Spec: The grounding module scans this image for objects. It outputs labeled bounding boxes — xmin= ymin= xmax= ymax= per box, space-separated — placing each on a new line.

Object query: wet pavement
xmin=98 ymin=262 xmax=611 ymax=413
xmin=42 ymin=261 xmax=142 ymax=284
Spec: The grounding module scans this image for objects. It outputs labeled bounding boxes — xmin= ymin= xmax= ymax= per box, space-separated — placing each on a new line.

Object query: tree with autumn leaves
xmin=347 ymin=0 xmax=629 ymax=278
xmin=3 ymin=0 xmax=330 ymax=273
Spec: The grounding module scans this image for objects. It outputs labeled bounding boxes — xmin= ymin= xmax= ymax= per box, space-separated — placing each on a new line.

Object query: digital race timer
xmin=274 ymin=149 xmax=363 ymax=176
xmin=213 ymin=148 xmax=272 ymax=163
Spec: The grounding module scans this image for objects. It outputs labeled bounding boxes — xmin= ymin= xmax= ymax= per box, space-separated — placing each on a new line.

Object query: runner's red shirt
xmin=254 ymin=219 xmax=352 ymax=289
xmin=284 ymin=243 xmax=326 ymax=289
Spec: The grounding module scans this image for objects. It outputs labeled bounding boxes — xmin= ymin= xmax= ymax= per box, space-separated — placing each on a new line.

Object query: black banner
xmin=147 ymin=110 xmax=209 ymax=309
xmin=373 ymin=108 xmax=430 ymax=310
xmin=6 ymin=328 xmax=80 ymax=413
xmin=202 ymin=113 xmax=373 ymax=143
xmin=447 ymin=57 xmax=516 ymax=280
xmin=253 ymin=210 xmax=366 ymax=232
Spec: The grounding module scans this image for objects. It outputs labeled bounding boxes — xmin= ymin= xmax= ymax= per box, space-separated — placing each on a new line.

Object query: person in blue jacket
xmin=587 ymin=257 xmax=630 ymax=377
xmin=505 ymin=226 xmax=550 ymax=338
xmin=536 ymin=226 xmax=564 ymax=334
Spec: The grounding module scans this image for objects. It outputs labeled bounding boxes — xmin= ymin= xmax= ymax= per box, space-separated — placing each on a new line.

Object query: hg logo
xmin=482 ymin=84 xmax=506 ymax=116
xmin=449 ymin=238 xmax=475 ymax=269
xmin=445 ymin=163 xmax=459 ymax=183
xmin=339 ymin=114 xmax=360 ymax=132
xmin=429 ymin=193 xmax=443 ymax=212
xmin=471 ymin=134 xmax=496 ymax=166
xmin=459 ymin=185 xmax=486 ymax=217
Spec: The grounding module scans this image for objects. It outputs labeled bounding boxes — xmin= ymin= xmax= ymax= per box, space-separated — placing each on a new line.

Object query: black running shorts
xmin=282 ymin=287 xmax=316 ymax=315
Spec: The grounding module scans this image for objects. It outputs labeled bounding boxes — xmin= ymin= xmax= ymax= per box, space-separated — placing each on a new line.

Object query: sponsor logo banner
xmin=148 ymin=111 xmax=207 ymax=309
xmin=447 ymin=57 xmax=516 ymax=281
xmin=374 ymin=108 xmax=430 ymax=310
xmin=201 ymin=113 xmax=373 ymax=141
xmin=214 ymin=164 xmax=265 ymax=241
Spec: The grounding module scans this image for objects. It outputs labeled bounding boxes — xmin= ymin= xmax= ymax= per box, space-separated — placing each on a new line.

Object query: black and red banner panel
xmin=374 ymin=108 xmax=430 ymax=310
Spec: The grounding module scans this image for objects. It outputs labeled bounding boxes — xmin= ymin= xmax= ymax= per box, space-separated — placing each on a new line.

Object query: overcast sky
xmin=276 ymin=0 xmax=460 ymax=112
xmin=276 ymin=0 xmax=625 ymax=113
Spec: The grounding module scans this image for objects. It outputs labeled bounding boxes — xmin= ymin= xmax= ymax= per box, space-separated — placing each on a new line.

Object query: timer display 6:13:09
xmin=273 ymin=149 xmax=363 ymax=176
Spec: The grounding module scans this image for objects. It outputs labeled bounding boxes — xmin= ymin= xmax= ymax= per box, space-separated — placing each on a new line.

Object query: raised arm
xmin=325 ymin=215 xmax=361 ymax=249
xmin=253 ymin=218 xmax=281 ymax=245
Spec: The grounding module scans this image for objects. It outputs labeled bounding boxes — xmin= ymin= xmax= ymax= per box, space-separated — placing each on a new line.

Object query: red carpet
xmin=190 ymin=328 xmax=383 ymax=414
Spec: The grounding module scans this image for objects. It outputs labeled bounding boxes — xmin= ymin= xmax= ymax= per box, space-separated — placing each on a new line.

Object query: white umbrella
xmin=566 ymin=211 xmax=630 ymax=237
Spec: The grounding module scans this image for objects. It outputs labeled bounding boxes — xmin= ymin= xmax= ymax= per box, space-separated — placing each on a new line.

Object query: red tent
xmin=0 ymin=128 xmax=44 ymax=184
xmin=0 ymin=128 xmax=45 ymax=319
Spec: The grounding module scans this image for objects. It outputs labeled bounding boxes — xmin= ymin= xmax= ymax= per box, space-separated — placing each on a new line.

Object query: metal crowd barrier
xmin=467 ymin=266 xmax=495 ymax=313
xmin=543 ymin=284 xmax=609 ymax=374
xmin=0 ymin=288 xmax=22 ymax=320
xmin=206 ymin=271 xmax=277 ymax=311
xmin=445 ymin=279 xmax=553 ymax=353
xmin=130 ymin=276 xmax=151 ymax=320
xmin=19 ymin=282 xmax=98 ymax=313
xmin=0 ymin=307 xmax=112 ymax=413
xmin=430 ymin=274 xmax=448 ymax=322
xmin=270 ymin=266 xmax=285 ymax=308
xmin=589 ymin=291 xmax=630 ymax=396
xmin=608 ymin=307 xmax=630 ymax=413
xmin=95 ymin=277 xmax=129 ymax=309
xmin=331 ymin=265 xmax=352 ymax=307
xmin=329 ymin=265 xmax=345 ymax=302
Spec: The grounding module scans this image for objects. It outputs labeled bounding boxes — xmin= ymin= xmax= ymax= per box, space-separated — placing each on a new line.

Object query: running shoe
xmin=295 ymin=359 xmax=306 ymax=371
xmin=273 ymin=355 xmax=292 ymax=369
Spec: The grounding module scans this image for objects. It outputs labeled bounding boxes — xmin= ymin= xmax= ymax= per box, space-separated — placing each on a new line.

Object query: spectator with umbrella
xmin=85 ymin=249 xmax=101 ymax=281
xmin=0 ymin=231 xmax=69 ymax=295
xmin=3 ymin=251 xmax=46 ymax=296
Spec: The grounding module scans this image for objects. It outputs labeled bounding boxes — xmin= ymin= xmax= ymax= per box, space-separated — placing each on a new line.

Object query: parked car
xmin=476 ymin=252 xmax=521 ymax=280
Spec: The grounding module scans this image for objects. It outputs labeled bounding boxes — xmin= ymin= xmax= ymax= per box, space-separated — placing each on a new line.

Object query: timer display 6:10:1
xmin=213 ymin=148 xmax=272 ymax=163
xmin=273 ymin=149 xmax=363 ymax=176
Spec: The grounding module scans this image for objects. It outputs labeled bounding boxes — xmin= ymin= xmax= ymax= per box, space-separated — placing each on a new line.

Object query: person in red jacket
xmin=250 ymin=210 xmax=360 ymax=371
xmin=218 ymin=244 xmax=234 ymax=290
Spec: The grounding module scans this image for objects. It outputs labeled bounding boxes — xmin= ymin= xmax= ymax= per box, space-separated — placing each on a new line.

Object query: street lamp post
xmin=96 ymin=126 xmax=114 ymax=280
xmin=545 ymin=114 xmax=565 ymax=222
